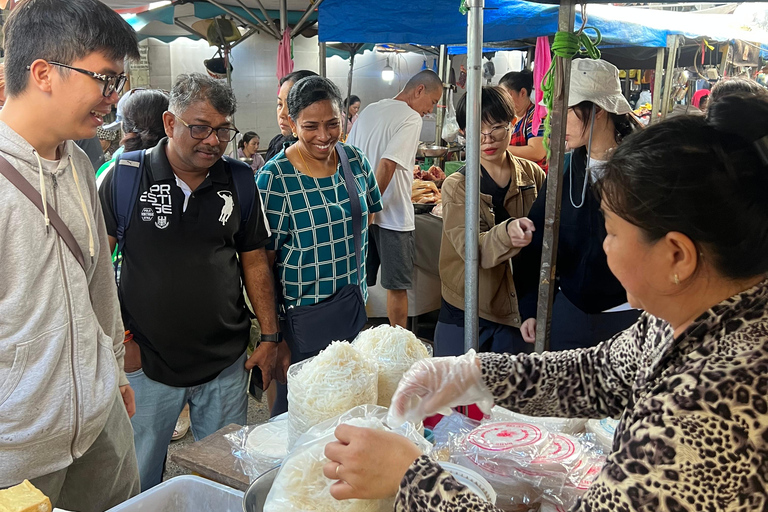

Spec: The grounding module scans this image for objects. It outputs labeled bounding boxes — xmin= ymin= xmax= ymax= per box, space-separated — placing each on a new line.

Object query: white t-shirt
xmin=347 ymin=98 xmax=422 ymax=232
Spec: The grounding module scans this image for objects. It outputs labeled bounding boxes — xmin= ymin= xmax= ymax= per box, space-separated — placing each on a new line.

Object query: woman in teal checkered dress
xmin=255 ymin=77 xmax=382 ymax=415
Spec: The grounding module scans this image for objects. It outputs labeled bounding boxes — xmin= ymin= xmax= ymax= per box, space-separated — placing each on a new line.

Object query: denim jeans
xmin=128 ymin=353 xmax=248 ymax=491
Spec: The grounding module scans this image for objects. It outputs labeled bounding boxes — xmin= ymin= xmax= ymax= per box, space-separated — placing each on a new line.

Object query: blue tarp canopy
xmin=319 ymin=0 xmax=671 ymax=48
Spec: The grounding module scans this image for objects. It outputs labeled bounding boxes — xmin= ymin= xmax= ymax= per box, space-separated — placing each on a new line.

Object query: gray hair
xmin=169 ymin=73 xmax=237 ymax=117
xmin=287 ymin=76 xmax=343 ymax=121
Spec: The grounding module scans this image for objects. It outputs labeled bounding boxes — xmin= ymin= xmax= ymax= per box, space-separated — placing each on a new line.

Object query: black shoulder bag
xmin=283 ymin=143 xmax=368 ymax=353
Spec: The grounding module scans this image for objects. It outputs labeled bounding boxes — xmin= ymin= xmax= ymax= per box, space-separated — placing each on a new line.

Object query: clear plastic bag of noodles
xmin=264 ymin=405 xmax=429 ymax=512
xmin=352 ymin=325 xmax=431 ymax=408
xmin=287 ymin=341 xmax=378 ymax=447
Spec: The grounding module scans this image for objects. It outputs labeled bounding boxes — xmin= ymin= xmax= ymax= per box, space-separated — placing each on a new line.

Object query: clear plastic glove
xmin=387 ymin=350 xmax=494 ymax=426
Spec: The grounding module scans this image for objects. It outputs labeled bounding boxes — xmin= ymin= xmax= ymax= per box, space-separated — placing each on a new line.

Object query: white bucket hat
xmin=567 ymin=58 xmax=633 ymax=115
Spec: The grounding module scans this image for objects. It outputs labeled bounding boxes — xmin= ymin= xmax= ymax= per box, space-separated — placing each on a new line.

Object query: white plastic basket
xmin=107 ymin=475 xmax=244 ymax=512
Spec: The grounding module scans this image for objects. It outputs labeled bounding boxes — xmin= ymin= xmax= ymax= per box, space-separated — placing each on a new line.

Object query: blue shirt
xmin=256 ymin=144 xmax=382 ymax=309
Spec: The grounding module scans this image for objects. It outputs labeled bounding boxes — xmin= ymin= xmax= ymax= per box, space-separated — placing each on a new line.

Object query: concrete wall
xmin=139 ymin=33 xmax=526 ymax=145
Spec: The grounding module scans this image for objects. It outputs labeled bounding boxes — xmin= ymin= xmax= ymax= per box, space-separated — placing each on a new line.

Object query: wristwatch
xmin=260 ymin=332 xmax=283 ymax=343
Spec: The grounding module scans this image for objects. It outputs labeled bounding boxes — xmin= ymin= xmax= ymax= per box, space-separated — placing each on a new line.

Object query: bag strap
xmin=112 ymin=150 xmax=145 ymax=277
xmin=335 ymin=142 xmax=363 ymax=287
xmin=0 ymin=154 xmax=87 ymax=272
xmin=223 ymin=156 xmax=255 ymax=234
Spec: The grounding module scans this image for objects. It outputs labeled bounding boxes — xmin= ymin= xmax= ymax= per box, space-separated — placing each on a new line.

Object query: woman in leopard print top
xmin=322 ymin=95 xmax=768 ymax=511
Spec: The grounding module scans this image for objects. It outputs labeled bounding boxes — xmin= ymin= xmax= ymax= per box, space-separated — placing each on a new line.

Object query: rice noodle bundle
xmin=353 ymin=325 xmax=431 ymax=407
xmin=264 ymin=417 xmax=392 ymax=512
xmin=287 ymin=341 xmax=378 ymax=445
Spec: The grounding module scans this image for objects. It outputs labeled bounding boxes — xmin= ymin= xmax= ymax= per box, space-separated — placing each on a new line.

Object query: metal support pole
xmin=206 ymin=0 xmax=262 ymax=34
xmin=174 ymin=19 xmax=207 ymax=39
xmin=533 ymin=0 xmax=576 ymax=354
xmin=292 ymin=0 xmax=325 ymax=37
xmin=464 ymin=0 xmax=484 ymax=354
xmin=343 ymin=51 xmax=355 ymax=139
xmin=319 ymin=42 xmax=327 ymax=77
xmin=280 ymin=0 xmax=287 ymax=34
xmin=651 ymin=47 xmax=664 ymax=124
xmin=434 ymin=44 xmax=449 ymax=149
xmin=232 ymin=0 xmax=280 ymax=39
xmin=661 ymin=35 xmax=679 ymax=119
xmin=239 ymin=0 xmax=280 ymax=38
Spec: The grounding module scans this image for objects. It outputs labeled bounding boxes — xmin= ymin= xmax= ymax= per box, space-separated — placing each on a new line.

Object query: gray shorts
xmin=366 ymin=225 xmax=415 ymax=290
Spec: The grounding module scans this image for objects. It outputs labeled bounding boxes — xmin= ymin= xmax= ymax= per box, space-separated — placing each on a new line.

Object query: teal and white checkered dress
xmin=256 ymin=144 xmax=382 ymax=310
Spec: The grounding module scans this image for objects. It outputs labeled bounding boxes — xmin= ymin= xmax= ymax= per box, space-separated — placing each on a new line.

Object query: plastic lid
xmin=467 ymin=422 xmax=547 ymax=453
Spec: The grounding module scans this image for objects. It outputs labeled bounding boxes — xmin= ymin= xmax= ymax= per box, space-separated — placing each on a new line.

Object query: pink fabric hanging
xmin=276 ymin=28 xmax=294 ymax=84
xmin=531 ymin=36 xmax=552 ymax=135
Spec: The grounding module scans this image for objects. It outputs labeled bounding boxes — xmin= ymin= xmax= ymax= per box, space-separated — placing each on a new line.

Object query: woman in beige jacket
xmin=434 ymin=86 xmax=545 ymax=356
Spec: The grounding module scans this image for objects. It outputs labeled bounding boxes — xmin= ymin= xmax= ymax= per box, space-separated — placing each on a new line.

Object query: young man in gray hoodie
xmin=0 ymin=0 xmax=141 ymax=509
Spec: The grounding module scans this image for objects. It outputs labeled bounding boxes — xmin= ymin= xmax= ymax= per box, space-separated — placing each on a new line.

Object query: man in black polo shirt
xmin=99 ymin=73 xmax=288 ymax=491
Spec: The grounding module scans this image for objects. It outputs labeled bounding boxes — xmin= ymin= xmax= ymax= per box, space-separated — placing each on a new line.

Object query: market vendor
xmin=499 ymin=70 xmax=548 ymax=172
xmin=322 ymin=92 xmax=768 ymax=511
xmin=434 ymin=86 xmax=544 ymax=357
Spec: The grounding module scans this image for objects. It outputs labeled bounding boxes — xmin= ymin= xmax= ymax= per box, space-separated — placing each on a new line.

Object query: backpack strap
xmin=223 ymin=156 xmax=255 ymax=233
xmin=112 ymin=149 xmax=145 ymax=279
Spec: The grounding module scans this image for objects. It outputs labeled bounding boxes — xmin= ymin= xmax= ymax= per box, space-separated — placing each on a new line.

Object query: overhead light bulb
xmin=382 ymin=57 xmax=395 ymax=82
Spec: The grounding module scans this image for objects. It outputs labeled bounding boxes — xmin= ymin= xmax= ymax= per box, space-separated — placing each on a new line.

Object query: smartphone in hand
xmin=248 ymin=366 xmax=264 ymax=398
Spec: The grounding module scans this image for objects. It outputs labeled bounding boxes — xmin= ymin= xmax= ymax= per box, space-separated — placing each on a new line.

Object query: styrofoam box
xmin=107 ymin=475 xmax=244 ymax=512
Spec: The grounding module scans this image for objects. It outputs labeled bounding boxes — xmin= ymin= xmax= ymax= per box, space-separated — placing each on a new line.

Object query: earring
xmin=674 ymin=274 xmax=680 ymax=286
xmin=292 ymin=132 xmax=297 ymax=137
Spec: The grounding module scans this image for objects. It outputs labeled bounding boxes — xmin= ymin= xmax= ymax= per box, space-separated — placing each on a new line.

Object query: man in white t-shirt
xmin=347 ymin=70 xmax=443 ymax=327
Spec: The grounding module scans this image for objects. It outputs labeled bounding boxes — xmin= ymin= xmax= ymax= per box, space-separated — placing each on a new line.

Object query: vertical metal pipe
xmin=280 ymin=0 xmax=287 ymax=34
xmin=434 ymin=45 xmax=449 ymax=148
xmin=651 ymin=47 xmax=664 ymax=124
xmin=344 ymin=52 xmax=355 ymax=138
xmin=464 ymin=0 xmax=484 ymax=354
xmin=533 ymin=0 xmax=575 ymax=354
xmin=319 ymin=42 xmax=327 ymax=77
xmin=661 ymin=35 xmax=678 ymax=119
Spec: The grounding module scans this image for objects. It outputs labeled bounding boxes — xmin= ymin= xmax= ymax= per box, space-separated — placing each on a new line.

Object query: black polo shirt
xmin=99 ymin=138 xmax=270 ymax=387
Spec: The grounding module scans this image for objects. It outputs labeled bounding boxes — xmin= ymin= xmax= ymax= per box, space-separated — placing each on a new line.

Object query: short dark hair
xmin=455 ymin=86 xmax=516 ymax=131
xmin=597 ymin=92 xmax=768 ymax=280
xmin=120 ymin=89 xmax=169 ymax=152
xmin=403 ymin=70 xmax=443 ymax=93
xmin=287 ymin=76 xmax=343 ymax=121
xmin=345 ymin=95 xmax=361 ymax=109
xmin=279 ymin=69 xmax=319 ymax=87
xmin=499 ymin=70 xmax=533 ymax=95
xmin=3 ymin=0 xmax=140 ymax=97
xmin=169 ymin=73 xmax=236 ymax=117
xmin=710 ymin=77 xmax=768 ymax=104
xmin=240 ymin=131 xmax=260 ymax=149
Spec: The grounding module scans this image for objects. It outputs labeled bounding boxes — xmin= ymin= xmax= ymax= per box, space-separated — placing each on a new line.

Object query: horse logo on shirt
xmin=217 ymin=191 xmax=234 ymax=226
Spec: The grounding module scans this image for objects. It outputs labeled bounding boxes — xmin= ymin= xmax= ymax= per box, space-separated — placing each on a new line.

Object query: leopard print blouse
xmin=395 ymin=279 xmax=768 ymax=512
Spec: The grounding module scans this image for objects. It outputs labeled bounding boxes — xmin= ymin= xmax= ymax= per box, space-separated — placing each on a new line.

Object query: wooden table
xmin=169 ymin=423 xmax=251 ymax=491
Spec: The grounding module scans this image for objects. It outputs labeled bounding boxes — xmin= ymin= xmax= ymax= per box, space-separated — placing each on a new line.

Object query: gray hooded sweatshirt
xmin=0 ymin=121 xmax=127 ymax=486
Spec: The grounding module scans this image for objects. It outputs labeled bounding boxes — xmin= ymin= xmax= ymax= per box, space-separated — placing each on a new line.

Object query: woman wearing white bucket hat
xmin=514 ymin=58 xmax=643 ymax=351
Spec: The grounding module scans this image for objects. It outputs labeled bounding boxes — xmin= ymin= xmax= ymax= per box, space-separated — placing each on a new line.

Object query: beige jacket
xmin=439 ymin=153 xmax=545 ymax=326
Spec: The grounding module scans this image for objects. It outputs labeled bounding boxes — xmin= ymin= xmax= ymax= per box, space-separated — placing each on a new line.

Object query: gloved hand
xmin=387 ymin=350 xmax=494 ymax=426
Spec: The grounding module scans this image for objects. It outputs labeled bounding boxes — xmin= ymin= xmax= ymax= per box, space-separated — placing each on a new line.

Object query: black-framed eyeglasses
xmin=172 ymin=113 xmax=239 ymax=142
xmin=480 ymin=124 xmax=510 ymax=142
xmin=43 ymin=62 xmax=127 ymax=97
